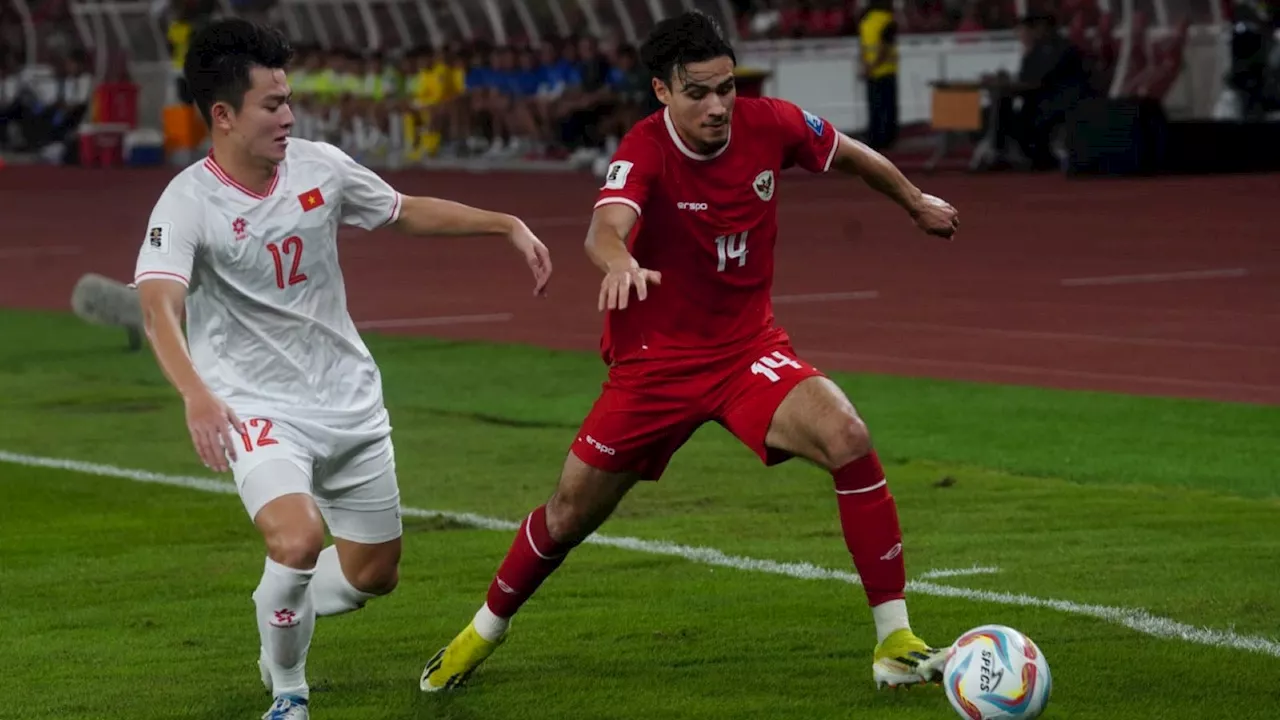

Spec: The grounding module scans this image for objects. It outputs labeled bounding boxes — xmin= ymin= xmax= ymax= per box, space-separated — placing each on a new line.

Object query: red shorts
xmin=570 ymin=329 xmax=826 ymax=480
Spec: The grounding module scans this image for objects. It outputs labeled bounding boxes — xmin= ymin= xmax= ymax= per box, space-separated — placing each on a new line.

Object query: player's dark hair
xmin=640 ymin=10 xmax=736 ymax=87
xmin=183 ymin=18 xmax=293 ymax=126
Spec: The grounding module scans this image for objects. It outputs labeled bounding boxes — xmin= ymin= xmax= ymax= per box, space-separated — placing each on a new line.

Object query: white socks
xmin=254 ymin=557 xmax=316 ymax=699
xmin=871 ymin=598 xmax=911 ymax=644
xmin=473 ymin=603 xmax=510 ymax=643
xmin=310 ymin=545 xmax=377 ymax=617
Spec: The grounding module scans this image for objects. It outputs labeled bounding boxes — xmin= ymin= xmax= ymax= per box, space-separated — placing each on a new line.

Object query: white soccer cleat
xmin=261 ymin=694 xmax=308 ymax=720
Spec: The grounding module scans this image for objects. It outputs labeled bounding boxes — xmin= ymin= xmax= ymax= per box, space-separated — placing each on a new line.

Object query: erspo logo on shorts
xmin=583 ymin=435 xmax=616 ymax=456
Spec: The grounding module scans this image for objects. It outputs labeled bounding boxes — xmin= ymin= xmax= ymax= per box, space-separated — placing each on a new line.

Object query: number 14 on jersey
xmin=715 ymin=231 xmax=749 ymax=272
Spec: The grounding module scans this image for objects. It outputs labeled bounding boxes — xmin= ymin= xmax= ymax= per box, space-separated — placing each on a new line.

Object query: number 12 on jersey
xmin=715 ymin=231 xmax=749 ymax=272
xmin=266 ymin=236 xmax=308 ymax=289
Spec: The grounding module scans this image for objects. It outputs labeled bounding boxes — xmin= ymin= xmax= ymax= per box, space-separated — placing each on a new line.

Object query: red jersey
xmin=593 ymin=96 xmax=839 ymax=365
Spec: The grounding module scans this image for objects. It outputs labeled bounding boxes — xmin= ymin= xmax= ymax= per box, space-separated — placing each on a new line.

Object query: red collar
xmin=203 ymin=149 xmax=279 ymax=200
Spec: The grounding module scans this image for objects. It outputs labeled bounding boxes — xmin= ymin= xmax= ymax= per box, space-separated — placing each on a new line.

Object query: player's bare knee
xmin=264 ymin=526 xmax=324 ymax=569
xmin=352 ymin=562 xmax=399 ymax=596
xmin=544 ymin=489 xmax=596 ymax=545
xmin=821 ymin=412 xmax=873 ymax=469
xmin=545 ymin=458 xmax=634 ymax=545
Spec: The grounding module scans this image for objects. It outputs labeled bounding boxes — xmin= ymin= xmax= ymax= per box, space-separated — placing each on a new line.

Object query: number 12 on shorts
xmin=236 ymin=418 xmax=279 ymax=452
xmin=715 ymin=231 xmax=748 ymax=272
xmin=751 ymin=350 xmax=803 ymax=382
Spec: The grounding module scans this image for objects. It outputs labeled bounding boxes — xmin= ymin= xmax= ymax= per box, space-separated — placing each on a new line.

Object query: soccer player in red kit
xmin=422 ymin=10 xmax=960 ymax=694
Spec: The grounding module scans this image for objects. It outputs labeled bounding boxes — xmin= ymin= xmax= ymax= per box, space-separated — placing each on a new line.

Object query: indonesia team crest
xmin=753 ymin=170 xmax=775 ymax=202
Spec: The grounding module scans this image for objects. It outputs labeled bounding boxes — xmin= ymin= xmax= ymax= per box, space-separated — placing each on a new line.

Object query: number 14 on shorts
xmin=751 ymin=350 xmax=803 ymax=382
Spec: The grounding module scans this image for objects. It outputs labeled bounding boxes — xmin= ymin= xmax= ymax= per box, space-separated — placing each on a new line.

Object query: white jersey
xmin=134 ymin=139 xmax=403 ymax=430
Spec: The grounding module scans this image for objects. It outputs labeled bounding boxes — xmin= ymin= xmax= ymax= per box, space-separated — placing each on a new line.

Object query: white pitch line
xmin=356 ymin=313 xmax=513 ymax=330
xmin=918 ymin=566 xmax=1001 ymax=580
xmin=2 ymin=450 xmax=1278 ymax=659
xmin=773 ymin=290 xmax=880 ymax=304
xmin=1060 ymin=268 xmax=1249 ymax=287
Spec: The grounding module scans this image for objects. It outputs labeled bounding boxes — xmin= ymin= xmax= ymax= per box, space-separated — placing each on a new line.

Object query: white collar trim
xmin=663 ymin=107 xmax=730 ymax=161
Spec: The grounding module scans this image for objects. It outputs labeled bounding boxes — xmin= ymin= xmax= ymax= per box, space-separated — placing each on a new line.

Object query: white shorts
xmin=228 ymin=410 xmax=402 ymax=545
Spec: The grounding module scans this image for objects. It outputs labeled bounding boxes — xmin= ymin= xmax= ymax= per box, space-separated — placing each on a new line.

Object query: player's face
xmin=225 ymin=66 xmax=293 ymax=165
xmin=655 ymin=56 xmax=736 ymax=153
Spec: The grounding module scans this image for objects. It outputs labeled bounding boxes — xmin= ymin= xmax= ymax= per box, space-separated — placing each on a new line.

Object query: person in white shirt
xmin=0 ymin=54 xmax=20 ymax=148
xmin=133 ymin=18 xmax=553 ymax=720
xmin=45 ymin=52 xmax=94 ymax=146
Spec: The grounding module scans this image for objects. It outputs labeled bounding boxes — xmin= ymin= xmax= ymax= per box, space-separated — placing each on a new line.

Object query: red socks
xmin=485 ymin=505 xmax=574 ymax=618
xmin=832 ymin=451 xmax=907 ymax=607
xmin=483 ymin=456 xmax=905 ymax=619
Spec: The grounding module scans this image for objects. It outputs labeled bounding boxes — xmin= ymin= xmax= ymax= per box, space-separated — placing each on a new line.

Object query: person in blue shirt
xmin=480 ymin=46 xmax=540 ymax=157
xmin=512 ymin=48 xmax=544 ymax=98
xmin=459 ymin=47 xmax=499 ymax=153
xmin=581 ymin=43 xmax=650 ymax=156
xmin=536 ymin=41 xmax=582 ymax=102
xmin=533 ymin=40 xmax=587 ymax=159
xmin=465 ymin=48 xmax=495 ymax=98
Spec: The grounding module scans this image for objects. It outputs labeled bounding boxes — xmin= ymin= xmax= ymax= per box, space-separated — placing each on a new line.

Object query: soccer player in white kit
xmin=133 ymin=19 xmax=553 ymax=720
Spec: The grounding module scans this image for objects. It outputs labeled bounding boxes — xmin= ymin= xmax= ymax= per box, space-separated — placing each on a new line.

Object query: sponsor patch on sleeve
xmin=803 ymin=109 xmax=825 ymax=137
xmin=144 ymin=222 xmax=172 ymax=254
xmin=602 ymin=160 xmax=634 ymax=190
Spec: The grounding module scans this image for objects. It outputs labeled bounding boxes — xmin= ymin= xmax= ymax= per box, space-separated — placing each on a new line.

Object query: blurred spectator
xmin=408 ymin=46 xmax=463 ymax=157
xmin=1218 ymin=0 xmax=1280 ymax=119
xmin=859 ymin=0 xmax=899 ymax=149
xmin=16 ymin=50 xmax=89 ymax=148
xmin=956 ymin=1 xmax=987 ymax=34
xmin=166 ymin=3 xmax=195 ymax=104
xmin=736 ymin=0 xmax=1016 ymax=36
xmin=558 ymin=35 xmax=617 ymax=160
xmin=746 ymin=1 xmax=783 ymax=37
xmin=475 ymin=45 xmax=540 ymax=157
xmin=599 ymin=43 xmax=652 ymax=152
xmin=984 ymin=13 xmax=1098 ymax=170
xmin=1 ymin=52 xmax=21 ymax=149
xmin=141 ymin=3 xmax=1129 ymax=171
xmin=461 ymin=45 xmax=499 ymax=153
xmin=532 ymin=40 xmax=580 ymax=155
xmin=46 ymin=50 xmax=94 ymax=144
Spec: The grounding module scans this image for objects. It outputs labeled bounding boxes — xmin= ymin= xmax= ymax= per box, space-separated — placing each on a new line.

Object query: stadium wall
xmin=734 ymin=28 xmax=1230 ymax=131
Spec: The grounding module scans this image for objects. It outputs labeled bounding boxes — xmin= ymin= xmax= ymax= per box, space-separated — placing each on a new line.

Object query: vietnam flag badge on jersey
xmin=298 ymin=187 xmax=325 ymax=212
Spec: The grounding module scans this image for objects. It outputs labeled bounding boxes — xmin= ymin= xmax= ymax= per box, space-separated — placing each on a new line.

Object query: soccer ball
xmin=942 ymin=624 xmax=1052 ymax=720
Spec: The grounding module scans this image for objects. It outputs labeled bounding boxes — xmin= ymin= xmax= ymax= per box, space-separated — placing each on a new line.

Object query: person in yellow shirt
xmin=167 ymin=15 xmax=193 ymax=104
xmin=413 ymin=50 xmax=449 ymax=108
xmin=410 ymin=47 xmax=469 ymax=157
xmin=858 ymin=0 xmax=899 ymax=149
xmin=403 ymin=49 xmax=442 ymax=157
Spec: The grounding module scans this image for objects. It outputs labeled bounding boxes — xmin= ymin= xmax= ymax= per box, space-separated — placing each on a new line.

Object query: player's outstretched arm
xmin=829 ymin=133 xmax=960 ymax=239
xmin=393 ymin=196 xmax=552 ymax=296
xmin=136 ymin=279 xmax=243 ymax=472
xmin=585 ymin=202 xmax=661 ymax=311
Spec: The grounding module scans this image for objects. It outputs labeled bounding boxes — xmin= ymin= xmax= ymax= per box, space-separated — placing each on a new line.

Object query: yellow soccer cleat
xmin=873 ymin=628 xmax=947 ymax=689
xmin=419 ymin=621 xmax=505 ymax=692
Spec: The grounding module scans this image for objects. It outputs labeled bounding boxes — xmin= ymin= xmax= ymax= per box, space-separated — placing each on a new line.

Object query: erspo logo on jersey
xmin=803 ymin=109 xmax=825 ymax=137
